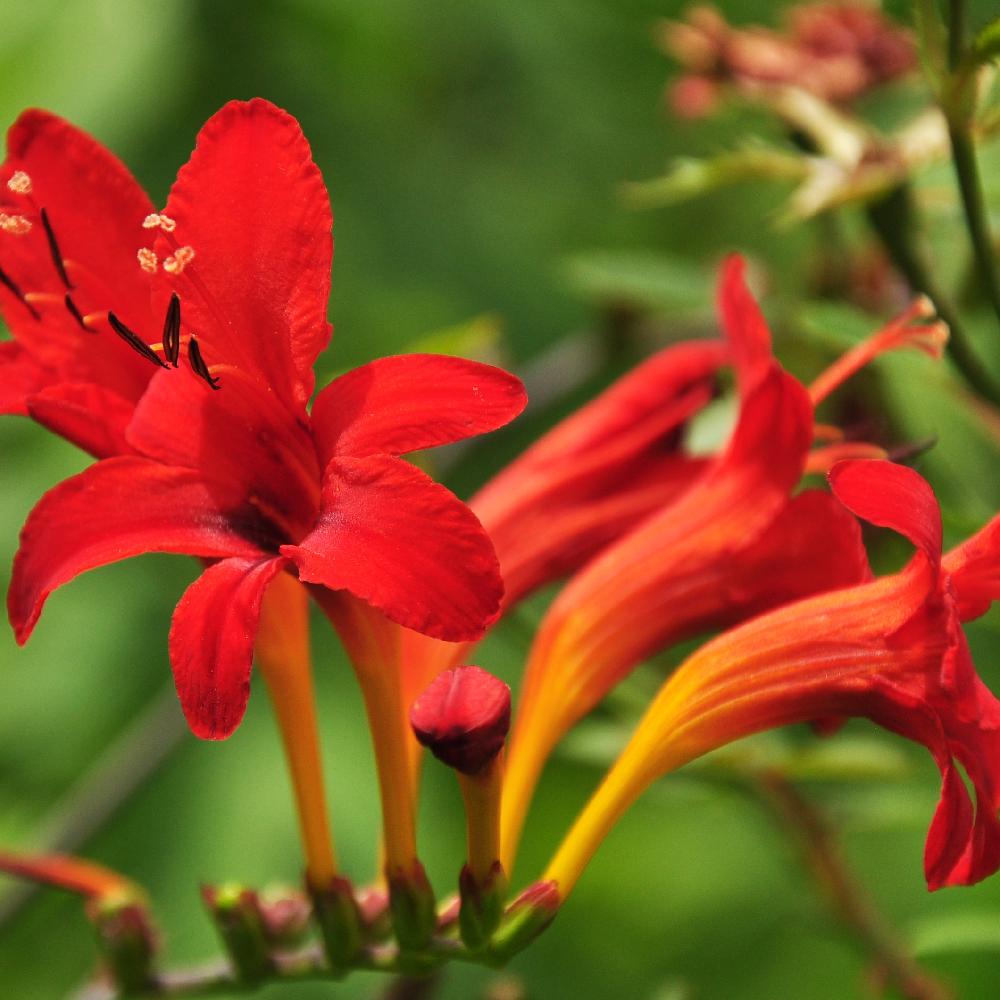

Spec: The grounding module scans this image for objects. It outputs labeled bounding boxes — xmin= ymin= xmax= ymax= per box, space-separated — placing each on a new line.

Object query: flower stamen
xmin=188 ymin=336 xmax=220 ymax=390
xmin=63 ymin=293 xmax=92 ymax=332
xmin=6 ymin=171 xmax=32 ymax=195
xmin=39 ymin=208 xmax=74 ymax=290
xmin=136 ymin=248 xmax=158 ymax=274
xmin=0 ymin=212 xmax=32 ymax=235
xmin=0 ymin=264 xmax=40 ymax=319
xmin=163 ymin=246 xmax=195 ymax=275
xmin=107 ymin=312 xmax=169 ymax=369
xmin=162 ymin=293 xmax=181 ymax=367
xmin=142 ymin=212 xmax=176 ymax=232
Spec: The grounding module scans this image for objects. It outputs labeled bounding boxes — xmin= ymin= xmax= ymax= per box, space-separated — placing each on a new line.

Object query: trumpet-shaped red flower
xmin=545 ymin=460 xmax=1000 ymax=897
xmin=4 ymin=100 xmax=526 ymax=740
xmin=500 ymin=256 xmax=887 ymax=865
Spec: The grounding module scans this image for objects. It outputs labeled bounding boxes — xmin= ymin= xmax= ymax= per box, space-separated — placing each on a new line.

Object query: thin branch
xmin=866 ymin=183 xmax=1000 ymax=405
xmin=755 ymin=771 xmax=952 ymax=1000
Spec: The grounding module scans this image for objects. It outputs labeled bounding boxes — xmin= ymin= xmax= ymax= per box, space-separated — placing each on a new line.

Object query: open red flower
xmin=545 ymin=460 xmax=1000 ymax=897
xmin=5 ymin=100 xmax=526 ymax=740
xmin=0 ymin=111 xmax=161 ymax=456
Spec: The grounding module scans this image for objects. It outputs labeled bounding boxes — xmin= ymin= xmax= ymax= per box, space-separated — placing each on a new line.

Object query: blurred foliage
xmin=3 ymin=0 xmax=1000 ymax=998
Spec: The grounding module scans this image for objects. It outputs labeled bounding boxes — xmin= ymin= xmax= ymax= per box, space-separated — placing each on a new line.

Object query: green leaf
xmin=910 ymin=911 xmax=1000 ymax=957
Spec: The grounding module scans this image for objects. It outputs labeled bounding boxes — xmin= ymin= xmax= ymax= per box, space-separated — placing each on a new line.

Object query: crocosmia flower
xmin=0 ymin=111 xmax=162 ymax=456
xmin=545 ymin=460 xmax=1000 ymax=897
xmin=3 ymin=100 xmax=526 ymax=740
xmin=500 ymin=256 xmax=921 ymax=865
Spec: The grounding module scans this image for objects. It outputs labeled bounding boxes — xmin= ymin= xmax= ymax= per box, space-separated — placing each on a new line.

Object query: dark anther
xmin=162 ymin=293 xmax=181 ymax=367
xmin=0 ymin=264 xmax=40 ymax=320
xmin=40 ymin=209 xmax=74 ymax=290
xmin=107 ymin=311 xmax=169 ymax=369
xmin=63 ymin=294 xmax=91 ymax=332
xmin=188 ymin=336 xmax=220 ymax=390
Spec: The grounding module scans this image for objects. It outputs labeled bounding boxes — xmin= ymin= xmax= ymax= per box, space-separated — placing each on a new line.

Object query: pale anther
xmin=7 ymin=171 xmax=32 ymax=195
xmin=137 ymin=247 xmax=159 ymax=274
xmin=0 ymin=213 xmax=32 ymax=235
xmin=142 ymin=212 xmax=178 ymax=232
xmin=164 ymin=245 xmax=195 ymax=275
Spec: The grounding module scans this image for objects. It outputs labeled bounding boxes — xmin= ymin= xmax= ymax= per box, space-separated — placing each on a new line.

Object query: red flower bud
xmin=410 ymin=666 xmax=511 ymax=775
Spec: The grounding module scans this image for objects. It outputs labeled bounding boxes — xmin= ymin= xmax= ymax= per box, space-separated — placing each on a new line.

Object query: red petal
xmin=1 ymin=109 xmax=156 ymax=401
xmin=0 ymin=340 xmax=45 ymax=415
xmin=496 ymin=340 xmax=726 ymax=470
xmin=310 ymin=354 xmax=526 ymax=464
xmin=8 ymin=456 xmax=264 ymax=643
xmin=27 ymin=382 xmax=134 ymax=457
xmin=828 ymin=460 xmax=942 ymax=569
xmin=284 ymin=455 xmax=502 ymax=641
xmin=471 ymin=340 xmax=724 ymax=606
xmin=126 ymin=365 xmax=321 ymax=543
xmin=717 ymin=255 xmax=773 ymax=392
xmin=170 ymin=556 xmax=288 ymax=739
xmin=154 ymin=99 xmax=332 ymax=406
xmin=942 ymin=513 xmax=1000 ymax=622
xmin=706 ymin=487 xmax=871 ymax=622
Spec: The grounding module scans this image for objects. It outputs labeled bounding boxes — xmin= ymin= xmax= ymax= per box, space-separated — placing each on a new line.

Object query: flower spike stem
xmin=459 ymin=860 xmax=506 ymax=953
xmin=865 ymin=183 xmax=1000 ymax=405
xmin=387 ymin=861 xmax=438 ymax=953
xmin=485 ymin=882 xmax=560 ymax=966
xmin=941 ymin=0 xmax=1000 ymax=336
xmin=255 ymin=574 xmax=338 ymax=888
xmin=88 ymin=895 xmax=158 ymax=996
xmin=201 ymin=884 xmax=272 ymax=984
xmin=308 ymin=875 xmax=364 ymax=972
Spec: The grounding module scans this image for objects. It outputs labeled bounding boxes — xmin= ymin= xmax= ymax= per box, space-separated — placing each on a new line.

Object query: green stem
xmin=866 ymin=183 xmax=1000 ymax=404
xmin=947 ymin=0 xmax=966 ymax=70
xmin=946 ymin=109 xmax=1000 ymax=331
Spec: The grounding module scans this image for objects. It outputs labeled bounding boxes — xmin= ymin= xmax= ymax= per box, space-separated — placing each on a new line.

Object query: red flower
xmin=5 ymin=100 xmax=526 ymax=740
xmin=500 ymin=256 xmax=879 ymax=865
xmin=544 ymin=460 xmax=1000 ymax=897
xmin=397 ymin=337 xmax=724 ymax=717
xmin=0 ymin=111 xmax=162 ymax=456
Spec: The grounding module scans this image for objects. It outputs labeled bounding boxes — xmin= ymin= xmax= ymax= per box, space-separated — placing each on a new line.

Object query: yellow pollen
xmin=0 ymin=213 xmax=32 ymax=235
xmin=137 ymin=247 xmax=159 ymax=274
xmin=7 ymin=171 xmax=32 ymax=195
xmin=142 ymin=212 xmax=177 ymax=232
xmin=164 ymin=245 xmax=195 ymax=275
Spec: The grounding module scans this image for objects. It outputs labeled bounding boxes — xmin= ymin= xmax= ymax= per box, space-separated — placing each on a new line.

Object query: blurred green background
xmin=3 ymin=1 xmax=1000 ymax=997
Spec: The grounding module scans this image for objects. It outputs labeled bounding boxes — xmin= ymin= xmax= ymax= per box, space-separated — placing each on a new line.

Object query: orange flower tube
xmin=544 ymin=461 xmax=1000 ymax=898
